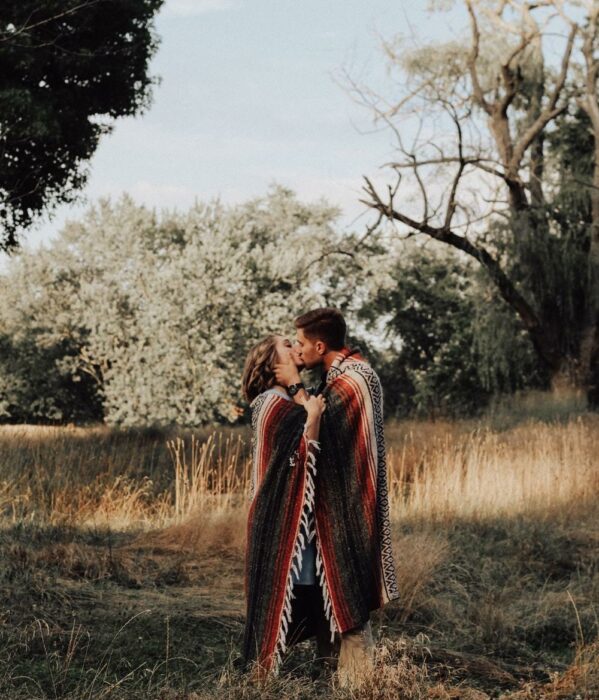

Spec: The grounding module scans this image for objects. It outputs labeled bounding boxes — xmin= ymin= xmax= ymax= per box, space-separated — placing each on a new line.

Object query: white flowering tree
xmin=0 ymin=186 xmax=373 ymax=425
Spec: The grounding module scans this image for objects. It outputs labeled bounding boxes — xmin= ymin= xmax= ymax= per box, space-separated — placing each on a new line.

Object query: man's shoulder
xmin=341 ymin=358 xmax=380 ymax=381
xmin=332 ymin=358 xmax=382 ymax=392
xmin=329 ymin=359 xmax=385 ymax=417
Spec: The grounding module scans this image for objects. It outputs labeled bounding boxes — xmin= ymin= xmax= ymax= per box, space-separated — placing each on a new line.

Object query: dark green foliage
xmin=358 ymin=247 xmax=542 ymax=418
xmin=471 ymin=267 xmax=549 ymax=396
xmin=358 ymin=248 xmax=484 ymax=417
xmin=475 ymin=108 xmax=594 ymax=384
xmin=0 ymin=0 xmax=164 ymax=249
xmin=0 ymin=332 xmax=102 ymax=423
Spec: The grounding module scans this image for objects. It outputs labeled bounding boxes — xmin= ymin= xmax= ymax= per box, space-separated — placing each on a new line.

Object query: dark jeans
xmin=286 ymin=584 xmax=341 ymax=662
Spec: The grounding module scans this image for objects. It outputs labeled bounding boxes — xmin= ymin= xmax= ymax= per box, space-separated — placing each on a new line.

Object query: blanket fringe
xmin=315 ymin=530 xmax=339 ymax=643
xmin=270 ymin=438 xmax=321 ymax=676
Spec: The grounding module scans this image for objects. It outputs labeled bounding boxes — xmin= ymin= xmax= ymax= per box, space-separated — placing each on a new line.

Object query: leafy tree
xmin=358 ymin=245 xmax=542 ymax=417
xmin=0 ymin=333 xmax=102 ymax=423
xmin=0 ymin=0 xmax=164 ymax=249
xmin=0 ymin=187 xmax=372 ymax=426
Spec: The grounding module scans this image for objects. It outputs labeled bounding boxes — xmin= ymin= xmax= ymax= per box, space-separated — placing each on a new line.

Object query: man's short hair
xmin=295 ymin=307 xmax=347 ymax=350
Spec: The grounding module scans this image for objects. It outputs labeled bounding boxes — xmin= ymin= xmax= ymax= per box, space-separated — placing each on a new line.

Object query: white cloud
xmin=162 ymin=0 xmax=235 ymax=18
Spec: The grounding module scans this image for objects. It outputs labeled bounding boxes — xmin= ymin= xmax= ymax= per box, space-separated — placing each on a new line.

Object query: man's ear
xmin=315 ymin=340 xmax=326 ymax=356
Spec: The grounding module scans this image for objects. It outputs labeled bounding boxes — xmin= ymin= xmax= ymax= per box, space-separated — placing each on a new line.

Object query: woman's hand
xmin=303 ymin=394 xmax=326 ymax=441
xmin=304 ymin=394 xmax=326 ymax=421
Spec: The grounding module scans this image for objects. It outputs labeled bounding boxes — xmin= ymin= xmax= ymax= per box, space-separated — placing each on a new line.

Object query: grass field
xmin=0 ymin=402 xmax=597 ymax=698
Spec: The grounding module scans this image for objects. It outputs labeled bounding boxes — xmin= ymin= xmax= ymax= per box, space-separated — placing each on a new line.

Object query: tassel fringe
xmin=270 ymin=438 xmax=322 ymax=676
xmin=315 ymin=532 xmax=339 ymax=643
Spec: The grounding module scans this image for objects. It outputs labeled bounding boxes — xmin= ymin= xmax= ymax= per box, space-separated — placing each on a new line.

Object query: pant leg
xmin=286 ymin=583 xmax=344 ymax=671
xmin=313 ymin=589 xmax=341 ymax=665
xmin=335 ymin=618 xmax=375 ymax=688
xmin=286 ymin=584 xmax=318 ymax=649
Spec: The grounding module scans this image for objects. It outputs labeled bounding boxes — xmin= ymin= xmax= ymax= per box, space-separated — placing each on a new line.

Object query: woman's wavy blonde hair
xmin=241 ymin=334 xmax=280 ymax=403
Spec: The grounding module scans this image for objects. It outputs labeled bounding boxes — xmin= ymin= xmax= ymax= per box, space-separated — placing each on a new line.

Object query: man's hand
xmin=274 ymin=351 xmax=301 ymax=388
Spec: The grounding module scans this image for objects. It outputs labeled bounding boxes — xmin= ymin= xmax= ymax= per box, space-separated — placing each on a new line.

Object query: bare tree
xmin=355 ymin=0 xmax=599 ymax=403
xmin=574 ymin=0 xmax=599 ymax=405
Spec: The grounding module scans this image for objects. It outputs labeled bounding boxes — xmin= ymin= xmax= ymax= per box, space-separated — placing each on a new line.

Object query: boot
xmin=335 ymin=619 xmax=374 ymax=689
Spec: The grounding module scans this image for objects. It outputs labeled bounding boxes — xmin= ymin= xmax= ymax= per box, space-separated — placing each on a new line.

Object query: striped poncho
xmin=242 ymin=349 xmax=399 ymax=678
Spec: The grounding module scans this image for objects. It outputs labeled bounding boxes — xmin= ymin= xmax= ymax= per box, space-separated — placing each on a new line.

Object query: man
xmin=275 ymin=307 xmax=400 ymax=688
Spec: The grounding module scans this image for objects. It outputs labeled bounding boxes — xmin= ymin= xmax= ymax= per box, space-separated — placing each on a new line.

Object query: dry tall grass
xmin=1 ymin=415 xmax=596 ymax=529
xmin=168 ymin=432 xmax=250 ymax=518
xmin=387 ymin=416 xmax=598 ymax=521
xmin=0 ymin=410 xmax=597 ymax=699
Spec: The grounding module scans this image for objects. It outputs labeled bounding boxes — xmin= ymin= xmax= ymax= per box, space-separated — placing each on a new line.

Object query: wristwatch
xmin=287 ymin=382 xmax=305 ymax=397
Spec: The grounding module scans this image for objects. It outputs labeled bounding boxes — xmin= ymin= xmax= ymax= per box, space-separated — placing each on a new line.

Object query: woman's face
xmin=274 ymin=335 xmax=304 ymax=369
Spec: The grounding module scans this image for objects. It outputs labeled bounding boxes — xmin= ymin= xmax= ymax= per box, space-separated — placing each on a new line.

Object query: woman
xmin=240 ymin=334 xmax=331 ymax=680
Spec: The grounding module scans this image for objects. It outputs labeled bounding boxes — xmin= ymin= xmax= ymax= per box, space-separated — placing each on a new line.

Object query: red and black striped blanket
xmin=242 ymin=349 xmax=399 ymax=677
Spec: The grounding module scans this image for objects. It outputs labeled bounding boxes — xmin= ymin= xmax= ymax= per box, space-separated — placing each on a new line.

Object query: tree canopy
xmin=0 ymin=187 xmax=377 ymax=425
xmin=356 ymin=0 xmax=599 ymax=404
xmin=0 ymin=184 xmax=557 ymax=425
xmin=0 ymin=0 xmax=164 ymax=250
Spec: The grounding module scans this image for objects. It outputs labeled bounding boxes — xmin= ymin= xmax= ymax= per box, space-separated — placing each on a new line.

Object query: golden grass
xmin=168 ymin=432 xmax=251 ymax=518
xmin=0 ymin=424 xmax=248 ymax=528
xmin=0 ymin=407 xmax=597 ymax=698
xmin=0 ymin=414 xmax=596 ymax=529
xmin=388 ymin=416 xmax=598 ymax=522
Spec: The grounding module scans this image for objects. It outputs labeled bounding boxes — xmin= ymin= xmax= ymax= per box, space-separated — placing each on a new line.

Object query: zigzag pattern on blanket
xmin=312 ymin=352 xmax=400 ymax=635
xmin=344 ymin=360 xmax=400 ymax=604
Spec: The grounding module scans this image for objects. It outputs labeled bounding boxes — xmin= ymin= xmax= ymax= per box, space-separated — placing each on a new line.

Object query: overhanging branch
xmin=360 ymin=176 xmax=542 ymax=335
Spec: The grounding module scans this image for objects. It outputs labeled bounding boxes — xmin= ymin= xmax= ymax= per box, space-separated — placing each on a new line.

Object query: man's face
xmin=294 ymin=327 xmax=324 ymax=370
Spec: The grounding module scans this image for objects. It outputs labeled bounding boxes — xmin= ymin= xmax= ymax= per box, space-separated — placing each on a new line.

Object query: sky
xmin=12 ymin=0 xmax=468 ymax=254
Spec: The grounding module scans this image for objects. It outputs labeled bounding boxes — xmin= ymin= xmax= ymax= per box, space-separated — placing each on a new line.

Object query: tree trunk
xmin=547 ymin=346 xmax=596 ymax=409
xmin=578 ymin=9 xmax=599 ymax=409
xmin=578 ymin=108 xmax=599 ymax=409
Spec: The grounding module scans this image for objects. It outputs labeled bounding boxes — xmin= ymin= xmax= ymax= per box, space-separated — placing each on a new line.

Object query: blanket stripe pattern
xmin=242 ymin=350 xmax=399 ymax=677
xmin=316 ymin=350 xmax=400 ymax=631
xmin=242 ymin=393 xmax=319 ymax=677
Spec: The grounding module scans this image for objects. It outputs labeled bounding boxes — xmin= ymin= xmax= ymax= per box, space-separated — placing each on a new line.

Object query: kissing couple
xmin=240 ymin=307 xmax=399 ymax=688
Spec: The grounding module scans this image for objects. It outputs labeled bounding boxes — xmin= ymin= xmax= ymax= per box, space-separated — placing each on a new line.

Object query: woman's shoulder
xmin=251 ymin=387 xmax=290 ymax=405
xmin=250 ymin=387 xmax=290 ymax=415
xmin=250 ymin=388 xmax=296 ymax=433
